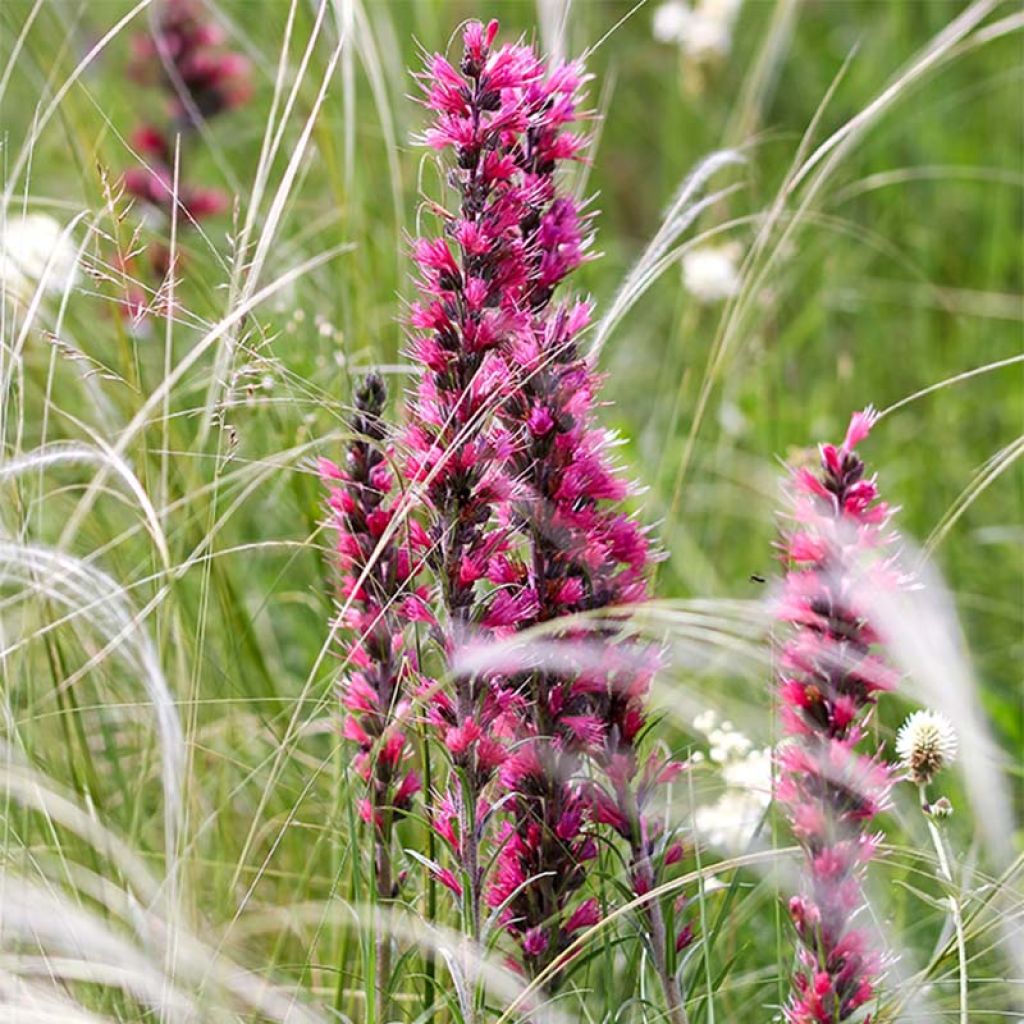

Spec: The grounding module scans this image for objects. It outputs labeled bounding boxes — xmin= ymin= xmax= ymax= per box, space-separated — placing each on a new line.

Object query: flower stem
xmin=375 ymin=816 xmax=394 ymax=1022
xmin=920 ymin=784 xmax=967 ymax=1024
xmin=457 ymin=755 xmax=481 ymax=1024
xmin=626 ymin=790 xmax=689 ymax=1024
xmin=646 ymin=893 xmax=689 ymax=1024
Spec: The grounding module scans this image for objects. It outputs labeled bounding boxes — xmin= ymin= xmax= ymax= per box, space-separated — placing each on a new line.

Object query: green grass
xmin=0 ymin=0 xmax=1021 ymax=1021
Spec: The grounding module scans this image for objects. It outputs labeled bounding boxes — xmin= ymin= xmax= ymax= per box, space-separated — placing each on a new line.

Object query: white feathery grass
xmin=198 ymin=0 xmax=343 ymax=450
xmin=56 ymin=242 xmax=353 ymax=552
xmin=0 ymin=753 xmax=330 ymax=1023
xmin=0 ymin=542 xmax=184 ymax=882
xmin=590 ymin=148 xmax=746 ymax=356
xmin=1 ymin=0 xmax=155 ymax=206
xmin=923 ymin=434 xmax=1024 ymax=558
xmin=0 ymin=440 xmax=170 ymax=570
xmin=672 ymin=0 xmax=1011 ymax=501
xmin=536 ymin=0 xmax=574 ymax=63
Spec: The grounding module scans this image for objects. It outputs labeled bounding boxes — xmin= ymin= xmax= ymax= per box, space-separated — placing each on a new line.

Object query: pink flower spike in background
xmin=775 ymin=408 xmax=903 ymax=1024
xmin=118 ymin=0 xmax=249 ymax=326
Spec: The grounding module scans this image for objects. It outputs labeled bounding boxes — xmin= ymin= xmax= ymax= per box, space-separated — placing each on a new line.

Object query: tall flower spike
xmin=775 ymin=407 xmax=900 ymax=1024
xmin=409 ymin=21 xmax=687 ymax=1008
xmin=321 ymin=374 xmax=428 ymax=1017
xmin=481 ymin=88 xmax=690 ymax=1000
xmin=406 ymin=19 xmax=589 ymax=947
xmin=419 ymin=25 xmax=693 ymax=1007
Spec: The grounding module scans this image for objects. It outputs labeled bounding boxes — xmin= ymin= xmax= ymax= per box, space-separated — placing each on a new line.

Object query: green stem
xmin=919 ymin=784 xmax=967 ymax=1024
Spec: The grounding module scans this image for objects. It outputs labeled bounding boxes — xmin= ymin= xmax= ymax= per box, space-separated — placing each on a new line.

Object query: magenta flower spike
xmin=322 ymin=374 xmax=425 ymax=837
xmin=404 ymin=21 xmax=691 ymax=1008
xmin=318 ymin=18 xmax=686 ymax=1012
xmin=404 ymin=18 xmax=592 ymax=945
xmin=775 ymin=407 xmax=900 ymax=1024
xmin=321 ymin=374 xmax=430 ymax=1013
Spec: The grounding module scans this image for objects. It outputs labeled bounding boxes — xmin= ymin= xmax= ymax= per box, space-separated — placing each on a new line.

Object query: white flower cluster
xmin=0 ymin=213 xmax=79 ymax=305
xmin=653 ymin=0 xmax=743 ymax=61
xmin=692 ymin=711 xmax=772 ymax=853
xmin=682 ymin=242 xmax=742 ymax=304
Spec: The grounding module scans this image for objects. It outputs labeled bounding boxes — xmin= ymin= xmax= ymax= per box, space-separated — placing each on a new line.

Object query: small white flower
xmin=695 ymin=790 xmax=763 ymax=852
xmin=896 ymin=710 xmax=958 ymax=785
xmin=693 ymin=709 xmax=718 ymax=735
xmin=721 ymin=746 xmax=772 ymax=794
xmin=694 ymin=739 xmax=773 ymax=853
xmin=0 ymin=213 xmax=79 ymax=303
xmin=708 ymin=723 xmax=751 ymax=763
xmin=653 ymin=0 xmax=743 ymax=60
xmin=695 ymin=764 xmax=771 ymax=853
xmin=682 ymin=242 xmax=742 ymax=303
xmin=653 ymin=1 xmax=692 ymax=45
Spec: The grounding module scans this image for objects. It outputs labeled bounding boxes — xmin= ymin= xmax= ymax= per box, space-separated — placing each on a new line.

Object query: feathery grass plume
xmin=774 ymin=407 xmax=902 ymax=1024
xmin=320 ymin=373 xmax=428 ymax=1013
xmin=119 ymin=0 xmax=250 ymax=317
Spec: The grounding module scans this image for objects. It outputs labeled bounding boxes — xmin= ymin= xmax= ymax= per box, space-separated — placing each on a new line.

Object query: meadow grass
xmin=0 ymin=1 xmax=1021 ymax=1021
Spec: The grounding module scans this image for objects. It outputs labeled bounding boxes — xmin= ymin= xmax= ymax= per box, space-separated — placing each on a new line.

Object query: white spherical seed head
xmin=896 ymin=710 xmax=958 ymax=785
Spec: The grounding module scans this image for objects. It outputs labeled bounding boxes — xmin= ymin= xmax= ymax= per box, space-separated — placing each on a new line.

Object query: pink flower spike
xmin=775 ymin=408 xmax=904 ymax=1022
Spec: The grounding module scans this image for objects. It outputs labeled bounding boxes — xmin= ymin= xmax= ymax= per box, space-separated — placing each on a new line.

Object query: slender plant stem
xmin=457 ymin=756 xmax=481 ymax=1024
xmin=421 ymin=720 xmax=437 ymax=1016
xmin=920 ymin=785 xmax=967 ymax=1024
xmin=626 ymin=787 xmax=689 ymax=1024
xmin=647 ymin=893 xmax=689 ymax=1024
xmin=375 ymin=830 xmax=393 ymax=1023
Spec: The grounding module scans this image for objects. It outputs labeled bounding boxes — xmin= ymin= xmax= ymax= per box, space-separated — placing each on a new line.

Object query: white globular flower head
xmin=652 ymin=0 xmax=743 ymax=60
xmin=0 ymin=213 xmax=79 ymax=304
xmin=682 ymin=242 xmax=742 ymax=303
xmin=896 ymin=710 xmax=957 ymax=786
xmin=653 ymin=1 xmax=692 ymax=45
